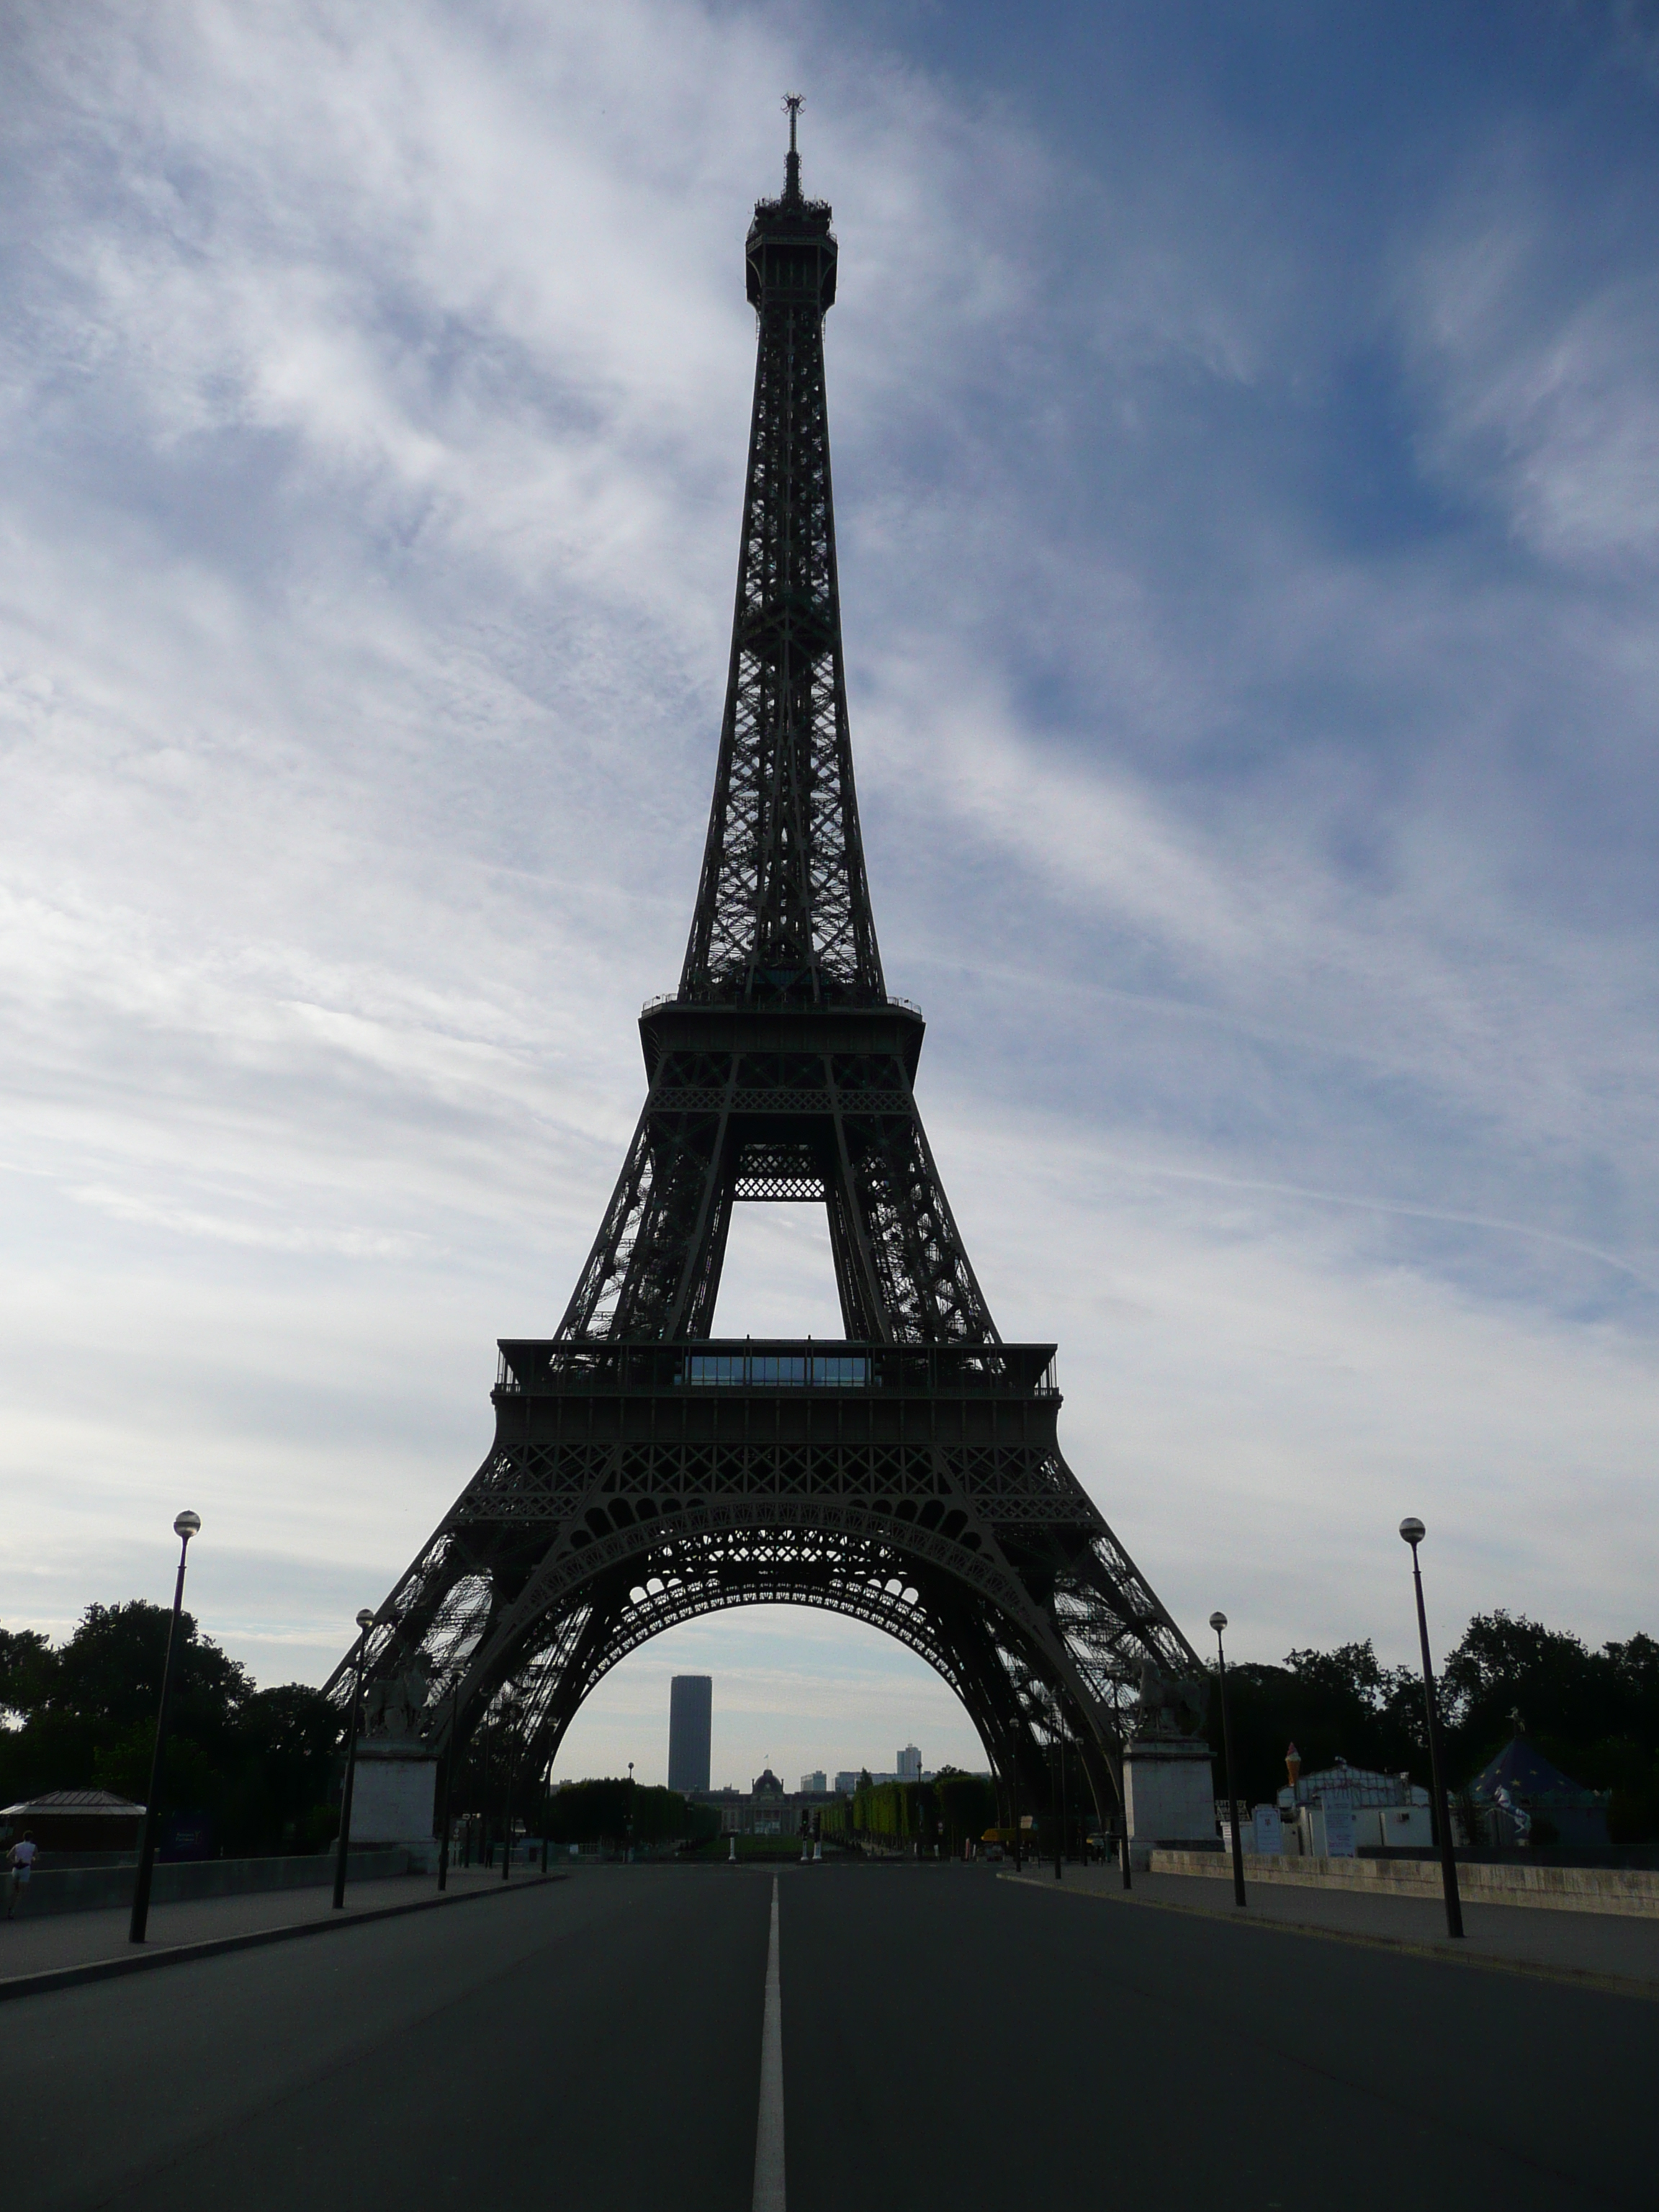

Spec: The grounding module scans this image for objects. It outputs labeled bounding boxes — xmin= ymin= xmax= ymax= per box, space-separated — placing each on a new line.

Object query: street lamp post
xmin=128 ymin=1510 xmax=202 ymax=1945
xmin=1051 ymin=1730 xmax=1063 ymax=1882
xmin=1113 ymin=1676 xmax=1132 ymax=1892
xmin=500 ymin=1699 xmax=521 ymax=1882
xmin=1059 ymin=1724 xmax=1069 ymax=1875
xmin=331 ymin=1609 xmax=376 ymax=1911
xmin=1210 ymin=1611 xmax=1247 ymax=1910
xmin=1400 ymin=1518 xmax=1465 ymax=1940
xmin=434 ymin=1681 xmax=461 ymax=1893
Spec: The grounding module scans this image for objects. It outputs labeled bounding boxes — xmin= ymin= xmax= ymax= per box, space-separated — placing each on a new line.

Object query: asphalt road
xmin=8 ymin=1865 xmax=1655 ymax=2210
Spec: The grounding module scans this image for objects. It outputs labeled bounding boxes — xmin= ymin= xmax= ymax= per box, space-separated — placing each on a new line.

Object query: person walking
xmin=6 ymin=1831 xmax=37 ymax=1918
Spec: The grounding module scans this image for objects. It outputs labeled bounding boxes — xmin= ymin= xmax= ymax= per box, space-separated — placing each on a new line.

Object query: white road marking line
xmin=752 ymin=1874 xmax=786 ymax=2212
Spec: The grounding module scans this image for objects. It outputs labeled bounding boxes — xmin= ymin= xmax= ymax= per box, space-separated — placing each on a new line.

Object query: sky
xmin=1 ymin=1 xmax=1656 ymax=1789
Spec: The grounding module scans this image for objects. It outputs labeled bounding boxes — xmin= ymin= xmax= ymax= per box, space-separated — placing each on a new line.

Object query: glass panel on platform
xmin=682 ymin=1352 xmax=871 ymax=1388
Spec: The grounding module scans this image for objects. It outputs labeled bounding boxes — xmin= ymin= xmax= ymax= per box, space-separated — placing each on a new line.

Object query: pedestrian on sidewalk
xmin=6 ymin=1831 xmax=37 ymax=1917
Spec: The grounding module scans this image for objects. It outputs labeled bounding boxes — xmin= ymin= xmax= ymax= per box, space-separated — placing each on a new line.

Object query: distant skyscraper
xmin=834 ymin=1771 xmax=858 ymax=1797
xmin=668 ymin=1676 xmax=712 ymax=1794
xmin=897 ymin=1744 xmax=922 ymax=1781
xmin=800 ymin=1771 xmax=827 ymax=1794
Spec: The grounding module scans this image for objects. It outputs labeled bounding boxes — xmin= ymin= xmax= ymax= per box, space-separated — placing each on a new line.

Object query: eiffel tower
xmin=331 ymin=105 xmax=1202 ymax=1837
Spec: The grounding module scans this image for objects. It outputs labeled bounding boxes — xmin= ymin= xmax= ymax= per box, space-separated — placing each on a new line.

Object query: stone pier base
xmin=350 ymin=1744 xmax=438 ymax=1868
xmin=1123 ymin=1738 xmax=1218 ymax=1869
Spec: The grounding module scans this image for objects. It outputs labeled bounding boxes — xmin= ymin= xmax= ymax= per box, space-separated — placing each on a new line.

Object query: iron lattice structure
xmin=328 ymin=121 xmax=1201 ymax=1829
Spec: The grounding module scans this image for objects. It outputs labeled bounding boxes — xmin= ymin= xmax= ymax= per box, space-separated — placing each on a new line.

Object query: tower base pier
xmin=1123 ymin=1737 xmax=1218 ymax=1869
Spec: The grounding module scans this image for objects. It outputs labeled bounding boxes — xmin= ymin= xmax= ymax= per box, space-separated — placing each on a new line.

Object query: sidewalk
xmin=0 ymin=1867 xmax=551 ymax=1997
xmin=1001 ymin=1864 xmax=1659 ymax=1998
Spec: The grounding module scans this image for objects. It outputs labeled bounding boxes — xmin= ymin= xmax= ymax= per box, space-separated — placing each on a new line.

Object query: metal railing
xmin=638 ymin=991 xmax=924 ymax=1019
xmin=496 ymin=1338 xmax=1058 ymax=1399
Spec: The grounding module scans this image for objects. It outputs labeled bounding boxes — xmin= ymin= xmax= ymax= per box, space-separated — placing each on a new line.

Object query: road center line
xmin=752 ymin=1875 xmax=786 ymax=2212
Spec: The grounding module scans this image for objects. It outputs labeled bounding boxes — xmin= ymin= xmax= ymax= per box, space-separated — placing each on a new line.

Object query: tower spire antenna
xmin=782 ymin=91 xmax=804 ymax=200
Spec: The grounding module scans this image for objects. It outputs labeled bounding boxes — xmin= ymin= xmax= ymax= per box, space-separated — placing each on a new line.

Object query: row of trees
xmin=0 ymin=1605 xmax=721 ymax=1859
xmin=536 ymin=1776 xmax=718 ymax=1851
xmin=0 ymin=1603 xmax=341 ymax=1855
xmin=822 ymin=1770 xmax=1000 ymax=1852
xmin=8 ymin=1600 xmax=1658 ymax=1856
xmin=1205 ymin=1613 xmax=1659 ymax=1847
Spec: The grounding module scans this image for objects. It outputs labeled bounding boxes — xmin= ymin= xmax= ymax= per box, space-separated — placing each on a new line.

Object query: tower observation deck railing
xmin=638 ymin=992 xmax=925 ymax=1020
xmin=495 ymin=1339 xmax=1059 ymax=1399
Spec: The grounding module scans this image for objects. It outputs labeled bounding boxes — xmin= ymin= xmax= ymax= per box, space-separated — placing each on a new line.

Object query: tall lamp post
xmin=1400 ymin=1518 xmax=1464 ymax=1939
xmin=1113 ymin=1676 xmax=1132 ymax=1892
xmin=500 ymin=1696 xmax=521 ymax=1882
xmin=1051 ymin=1728 xmax=1063 ymax=1882
xmin=128 ymin=1509 xmax=202 ymax=1945
xmin=1210 ymin=1611 xmax=1247 ymax=1910
xmin=434 ymin=1680 xmax=461 ymax=1893
xmin=332 ymin=1608 xmax=376 ymax=1911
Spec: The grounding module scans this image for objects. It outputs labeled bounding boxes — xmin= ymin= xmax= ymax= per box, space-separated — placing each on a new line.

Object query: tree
xmin=1440 ymin=1611 xmax=1607 ymax=1763
xmin=0 ymin=1625 xmax=53 ymax=1726
xmin=44 ymin=1601 xmax=251 ymax=1746
xmin=0 ymin=1601 xmax=252 ymax=1811
xmin=1204 ymin=1640 xmax=1422 ymax=1805
xmin=0 ymin=1604 xmax=338 ymax=1854
xmin=1604 ymin=1632 xmax=1659 ymax=1742
xmin=215 ymin=1686 xmax=343 ymax=1855
xmin=934 ymin=1770 xmax=997 ymax=1853
xmin=540 ymin=1777 xmax=694 ymax=1850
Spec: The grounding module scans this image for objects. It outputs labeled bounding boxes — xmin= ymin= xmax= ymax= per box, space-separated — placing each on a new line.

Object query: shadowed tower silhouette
xmin=325 ymin=104 xmax=1202 ymax=1841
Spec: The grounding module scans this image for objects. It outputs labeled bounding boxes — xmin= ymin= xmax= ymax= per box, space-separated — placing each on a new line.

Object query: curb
xmin=996 ymin=1871 xmax=1659 ymax=2006
xmin=0 ymin=1874 xmax=565 ymax=2006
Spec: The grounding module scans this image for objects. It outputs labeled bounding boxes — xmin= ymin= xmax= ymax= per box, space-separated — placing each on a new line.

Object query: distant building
xmin=896 ymin=1744 xmax=922 ymax=1781
xmin=800 ymin=1771 xmax=827 ymax=1795
xmin=707 ymin=1769 xmax=837 ymax=1837
xmin=0 ymin=1789 xmax=144 ymax=1853
xmin=668 ymin=1676 xmax=712 ymax=1794
xmin=750 ymin=1768 xmax=787 ymax=1835
xmin=834 ymin=1772 xmax=859 ymax=1796
xmin=1275 ymin=1760 xmax=1431 ymax=1854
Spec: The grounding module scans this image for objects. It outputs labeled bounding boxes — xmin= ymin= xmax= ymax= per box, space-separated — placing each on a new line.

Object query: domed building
xmin=749 ymin=1770 xmax=787 ymax=1836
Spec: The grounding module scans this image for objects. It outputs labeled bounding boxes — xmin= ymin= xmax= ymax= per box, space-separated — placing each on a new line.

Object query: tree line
xmin=0 ymin=1603 xmax=720 ymax=1858
xmin=6 ymin=1599 xmax=1658 ymax=1856
xmin=819 ymin=1770 xmax=1000 ymax=1852
xmin=1207 ymin=1613 xmax=1659 ymax=1847
xmin=536 ymin=1776 xmax=719 ymax=1851
xmin=0 ymin=1602 xmax=340 ymax=1854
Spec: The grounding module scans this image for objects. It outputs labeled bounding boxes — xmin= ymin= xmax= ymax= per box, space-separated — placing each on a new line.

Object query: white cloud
xmin=1403 ymin=164 xmax=1659 ymax=566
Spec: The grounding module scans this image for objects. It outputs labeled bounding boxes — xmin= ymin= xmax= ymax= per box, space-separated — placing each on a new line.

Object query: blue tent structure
xmin=1466 ymin=1730 xmax=1610 ymax=1851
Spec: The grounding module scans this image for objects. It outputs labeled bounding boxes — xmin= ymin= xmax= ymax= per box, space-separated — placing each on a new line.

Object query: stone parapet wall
xmin=1149 ymin=1848 xmax=1659 ymax=1916
xmin=10 ymin=1847 xmax=412 ymax=1920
